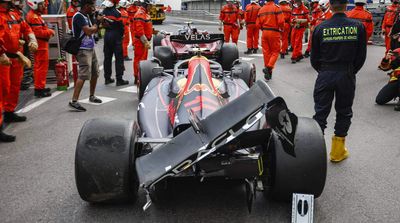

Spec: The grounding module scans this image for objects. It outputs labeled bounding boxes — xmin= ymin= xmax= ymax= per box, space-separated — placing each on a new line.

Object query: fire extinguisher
xmin=55 ymin=58 xmax=69 ymax=91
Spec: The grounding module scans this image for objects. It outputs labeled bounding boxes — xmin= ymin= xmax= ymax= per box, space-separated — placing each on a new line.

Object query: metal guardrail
xmin=168 ymin=10 xmax=219 ymax=22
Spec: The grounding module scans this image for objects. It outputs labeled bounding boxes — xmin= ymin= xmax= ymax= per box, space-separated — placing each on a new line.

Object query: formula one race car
xmin=75 ymin=48 xmax=327 ymax=212
xmin=152 ymin=23 xmax=235 ymax=70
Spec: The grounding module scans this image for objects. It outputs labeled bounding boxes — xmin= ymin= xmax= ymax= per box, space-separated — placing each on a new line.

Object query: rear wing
xmin=170 ymin=33 xmax=224 ymax=44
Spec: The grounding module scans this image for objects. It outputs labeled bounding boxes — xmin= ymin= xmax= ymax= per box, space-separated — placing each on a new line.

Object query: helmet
xmin=311 ymin=0 xmax=320 ymax=2
xmin=102 ymin=0 xmax=114 ymax=7
xmin=354 ymin=0 xmax=366 ymax=3
xmin=27 ymin=0 xmax=45 ymax=10
xmin=319 ymin=0 xmax=330 ymax=8
xmin=278 ymin=0 xmax=288 ymax=3
xmin=118 ymin=0 xmax=127 ymax=7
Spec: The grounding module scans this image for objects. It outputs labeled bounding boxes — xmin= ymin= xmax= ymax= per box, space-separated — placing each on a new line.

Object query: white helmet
xmin=278 ymin=0 xmax=288 ymax=3
xmin=319 ymin=0 xmax=330 ymax=8
xmin=311 ymin=0 xmax=320 ymax=2
xmin=354 ymin=0 xmax=367 ymax=3
xmin=27 ymin=0 xmax=45 ymax=10
xmin=102 ymin=0 xmax=114 ymax=7
xmin=118 ymin=0 xmax=127 ymax=7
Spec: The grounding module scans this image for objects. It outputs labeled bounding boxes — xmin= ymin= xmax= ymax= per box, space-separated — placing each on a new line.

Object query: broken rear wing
xmin=169 ymin=33 xmax=225 ymax=44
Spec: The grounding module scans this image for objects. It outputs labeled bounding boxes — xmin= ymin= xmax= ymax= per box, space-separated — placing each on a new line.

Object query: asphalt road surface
xmin=1 ymin=16 xmax=399 ymax=223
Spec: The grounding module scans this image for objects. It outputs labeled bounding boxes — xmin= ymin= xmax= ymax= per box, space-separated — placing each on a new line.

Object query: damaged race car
xmin=75 ymin=35 xmax=327 ymax=212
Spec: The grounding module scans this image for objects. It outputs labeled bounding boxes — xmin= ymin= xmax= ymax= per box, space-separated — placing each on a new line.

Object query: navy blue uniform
xmin=311 ymin=13 xmax=367 ymax=137
xmin=102 ymin=6 xmax=125 ymax=81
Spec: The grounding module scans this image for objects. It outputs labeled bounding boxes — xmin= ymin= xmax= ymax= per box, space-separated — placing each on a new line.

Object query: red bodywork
xmin=161 ymin=36 xmax=221 ymax=59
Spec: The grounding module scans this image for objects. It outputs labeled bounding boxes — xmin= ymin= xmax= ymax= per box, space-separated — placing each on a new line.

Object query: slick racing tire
xmin=219 ymin=43 xmax=239 ymax=71
xmin=152 ymin=34 xmax=164 ymax=51
xmin=153 ymin=46 xmax=174 ymax=69
xmin=265 ymin=117 xmax=327 ymax=201
xmin=231 ymin=61 xmax=256 ymax=88
xmin=138 ymin=60 xmax=160 ymax=100
xmin=75 ymin=119 xmax=139 ymax=203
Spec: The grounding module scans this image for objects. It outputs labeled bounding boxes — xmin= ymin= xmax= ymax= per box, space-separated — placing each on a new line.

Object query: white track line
xmin=16 ymin=91 xmax=63 ymax=114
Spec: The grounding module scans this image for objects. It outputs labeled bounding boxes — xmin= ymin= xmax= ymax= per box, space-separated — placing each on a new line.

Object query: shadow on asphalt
xmin=79 ymin=178 xmax=292 ymax=222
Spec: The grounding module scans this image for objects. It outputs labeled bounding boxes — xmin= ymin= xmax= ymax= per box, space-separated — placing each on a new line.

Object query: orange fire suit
xmin=133 ymin=6 xmax=152 ymax=78
xmin=127 ymin=4 xmax=138 ymax=45
xmin=256 ymin=1 xmax=284 ymax=70
xmin=0 ymin=8 xmax=34 ymax=113
xmin=219 ymin=4 xmax=240 ymax=44
xmin=290 ymin=3 xmax=309 ymax=60
xmin=0 ymin=10 xmax=33 ymax=112
xmin=120 ymin=7 xmax=130 ymax=58
xmin=315 ymin=9 xmax=332 ymax=27
xmin=382 ymin=4 xmax=398 ymax=53
xmin=26 ymin=10 xmax=54 ymax=90
xmin=306 ymin=4 xmax=322 ymax=53
xmin=280 ymin=3 xmax=291 ymax=54
xmin=346 ymin=5 xmax=373 ymax=41
xmin=0 ymin=13 xmax=6 ymax=126
xmin=245 ymin=3 xmax=261 ymax=50
xmin=66 ymin=5 xmax=79 ymax=30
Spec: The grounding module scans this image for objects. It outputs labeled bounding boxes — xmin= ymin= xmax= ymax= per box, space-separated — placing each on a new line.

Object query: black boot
xmin=296 ymin=55 xmax=304 ymax=62
xmin=0 ymin=128 xmax=15 ymax=142
xmin=244 ymin=49 xmax=253 ymax=54
xmin=395 ymin=100 xmax=400 ymax=111
xmin=116 ymin=79 xmax=129 ymax=86
xmin=280 ymin=53 xmax=285 ymax=59
xmin=291 ymin=58 xmax=297 ymax=64
xmin=34 ymin=89 xmax=51 ymax=98
xmin=4 ymin=112 xmax=27 ymax=123
xmin=253 ymin=48 xmax=258 ymax=54
xmin=124 ymin=56 xmax=132 ymax=61
xmin=105 ymin=78 xmax=115 ymax=85
xmin=304 ymin=51 xmax=310 ymax=58
xmin=263 ymin=67 xmax=271 ymax=81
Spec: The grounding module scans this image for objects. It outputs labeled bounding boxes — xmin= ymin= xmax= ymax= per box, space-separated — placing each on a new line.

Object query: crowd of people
xmin=219 ymin=0 xmax=375 ymax=81
xmin=0 ymin=0 xmax=154 ymax=142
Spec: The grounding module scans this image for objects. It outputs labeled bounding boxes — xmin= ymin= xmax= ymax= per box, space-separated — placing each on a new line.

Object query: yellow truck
xmin=149 ymin=4 xmax=166 ymax=24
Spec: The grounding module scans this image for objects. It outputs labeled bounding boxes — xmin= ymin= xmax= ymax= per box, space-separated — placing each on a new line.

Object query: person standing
xmin=310 ymin=0 xmax=367 ymax=162
xmin=382 ymin=0 xmax=399 ymax=55
xmin=68 ymin=0 xmax=103 ymax=111
xmin=290 ymin=0 xmax=309 ymax=64
xmin=279 ymin=0 xmax=291 ymax=58
xmin=118 ymin=0 xmax=131 ymax=61
xmin=133 ymin=0 xmax=152 ymax=84
xmin=1 ymin=0 xmax=38 ymax=123
xmin=26 ymin=0 xmax=55 ymax=97
xmin=346 ymin=0 xmax=373 ymax=41
xmin=256 ymin=0 xmax=284 ymax=81
xmin=67 ymin=0 xmax=80 ymax=31
xmin=127 ymin=0 xmax=138 ymax=47
xmin=244 ymin=0 xmax=261 ymax=54
xmin=219 ymin=0 xmax=240 ymax=44
xmin=102 ymin=0 xmax=129 ymax=86
xmin=304 ymin=0 xmax=322 ymax=58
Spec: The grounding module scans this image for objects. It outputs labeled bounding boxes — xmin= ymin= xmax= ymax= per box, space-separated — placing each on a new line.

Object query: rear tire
xmin=153 ymin=46 xmax=174 ymax=69
xmin=138 ymin=60 xmax=160 ymax=100
xmin=75 ymin=119 xmax=139 ymax=203
xmin=153 ymin=34 xmax=164 ymax=51
xmin=265 ymin=117 xmax=327 ymax=201
xmin=219 ymin=43 xmax=239 ymax=71
xmin=231 ymin=61 xmax=256 ymax=88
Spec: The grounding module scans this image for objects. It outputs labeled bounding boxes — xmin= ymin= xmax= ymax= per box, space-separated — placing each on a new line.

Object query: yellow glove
xmin=0 ymin=54 xmax=11 ymax=65
xmin=16 ymin=51 xmax=31 ymax=68
xmin=19 ymin=39 xmax=26 ymax=47
xmin=28 ymin=42 xmax=38 ymax=53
